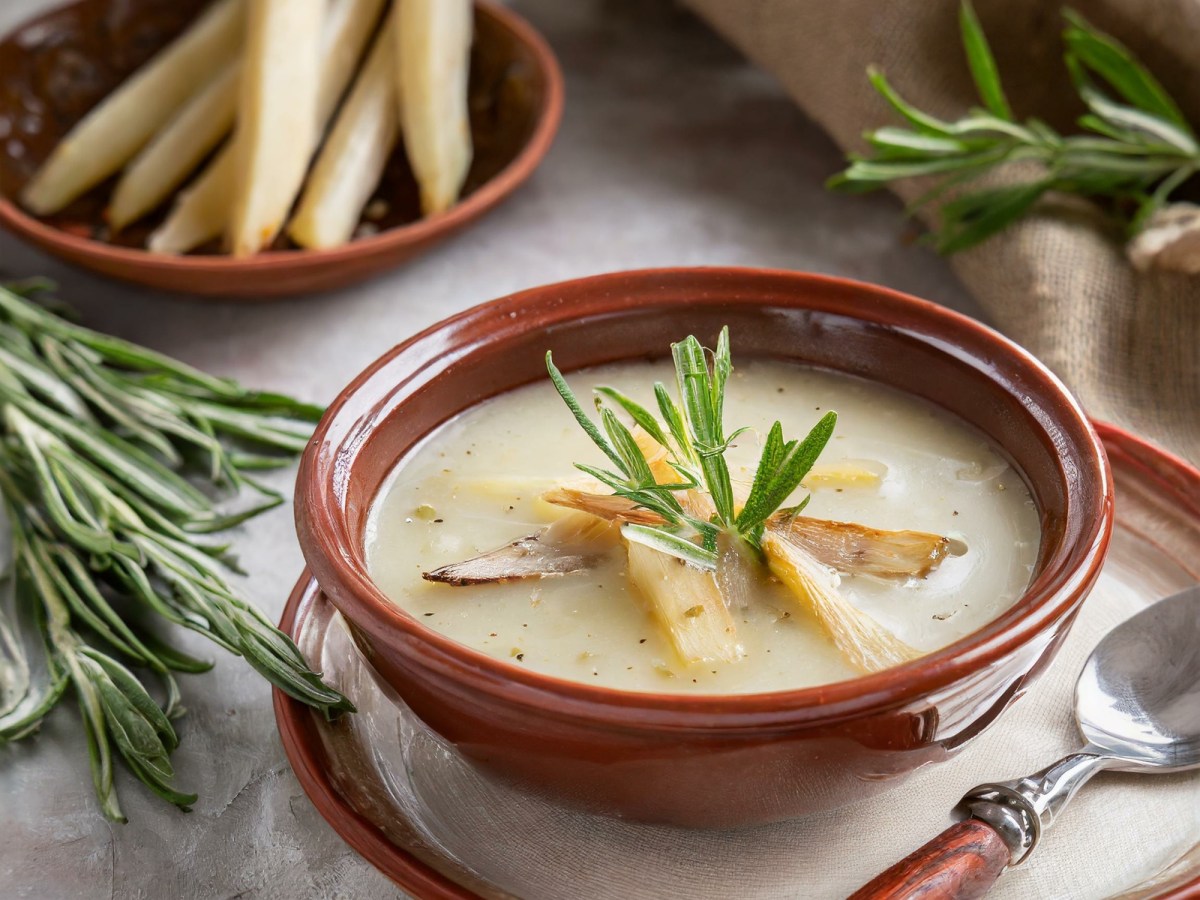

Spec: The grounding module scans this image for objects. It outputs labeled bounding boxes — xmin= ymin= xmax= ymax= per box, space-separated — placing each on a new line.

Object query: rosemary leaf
xmin=594 ymin=386 xmax=670 ymax=449
xmin=0 ymin=281 xmax=351 ymax=821
xmin=549 ymin=329 xmax=836 ymax=567
xmin=831 ymin=3 xmax=1200 ymax=252
xmin=935 ymin=180 xmax=1054 ymax=253
xmin=621 ymin=523 xmax=717 ymax=570
xmin=546 ymin=352 xmax=625 ymax=474
xmin=736 ymin=411 xmax=837 ymax=537
xmin=1062 ymin=10 xmax=1190 ymax=131
xmin=959 ymin=1 xmax=1013 ymax=121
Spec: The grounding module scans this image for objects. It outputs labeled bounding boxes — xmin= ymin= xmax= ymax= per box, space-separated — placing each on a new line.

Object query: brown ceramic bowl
xmin=294 ymin=267 xmax=1114 ymax=828
xmin=0 ymin=0 xmax=562 ymax=299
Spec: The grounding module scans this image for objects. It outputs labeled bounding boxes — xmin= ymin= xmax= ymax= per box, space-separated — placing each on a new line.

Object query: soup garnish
xmin=423 ymin=329 xmax=954 ymax=674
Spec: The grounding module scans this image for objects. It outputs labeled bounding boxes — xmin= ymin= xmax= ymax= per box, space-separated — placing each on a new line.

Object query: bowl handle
xmin=847 ymin=819 xmax=1009 ymax=900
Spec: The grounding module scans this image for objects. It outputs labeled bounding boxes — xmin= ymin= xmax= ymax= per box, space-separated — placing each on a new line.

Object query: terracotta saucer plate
xmin=274 ymin=423 xmax=1200 ymax=900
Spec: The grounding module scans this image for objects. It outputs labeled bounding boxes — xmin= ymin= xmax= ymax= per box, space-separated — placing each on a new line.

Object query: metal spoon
xmin=852 ymin=585 xmax=1200 ymax=899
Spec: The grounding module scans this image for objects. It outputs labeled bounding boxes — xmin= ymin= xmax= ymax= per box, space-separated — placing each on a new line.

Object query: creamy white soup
xmin=365 ymin=360 xmax=1040 ymax=693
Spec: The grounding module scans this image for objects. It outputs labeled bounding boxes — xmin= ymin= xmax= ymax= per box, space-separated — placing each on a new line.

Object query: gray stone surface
xmin=0 ymin=1 xmax=978 ymax=897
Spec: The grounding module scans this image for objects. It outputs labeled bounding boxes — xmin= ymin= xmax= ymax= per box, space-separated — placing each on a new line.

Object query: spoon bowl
xmin=1077 ymin=587 xmax=1200 ymax=772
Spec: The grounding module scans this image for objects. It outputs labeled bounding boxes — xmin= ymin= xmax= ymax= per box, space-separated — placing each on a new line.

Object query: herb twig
xmin=547 ymin=327 xmax=836 ymax=569
xmin=0 ymin=281 xmax=351 ymax=822
xmin=829 ymin=2 xmax=1199 ymax=252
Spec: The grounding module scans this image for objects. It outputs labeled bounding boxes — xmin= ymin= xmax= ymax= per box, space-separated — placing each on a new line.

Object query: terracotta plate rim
xmin=273 ymin=420 xmax=1200 ymax=900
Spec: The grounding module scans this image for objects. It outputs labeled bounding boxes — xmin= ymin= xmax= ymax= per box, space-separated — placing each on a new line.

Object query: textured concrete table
xmin=0 ymin=1 xmax=978 ymax=897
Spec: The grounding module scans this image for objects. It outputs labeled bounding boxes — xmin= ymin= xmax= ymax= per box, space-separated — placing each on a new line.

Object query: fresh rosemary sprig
xmin=829 ymin=2 xmax=1199 ymax=253
xmin=0 ymin=281 xmax=351 ymax=822
xmin=546 ymin=327 xmax=836 ymax=569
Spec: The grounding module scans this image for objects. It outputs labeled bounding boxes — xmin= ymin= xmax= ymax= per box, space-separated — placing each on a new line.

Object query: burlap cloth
xmin=681 ymin=0 xmax=1199 ymax=464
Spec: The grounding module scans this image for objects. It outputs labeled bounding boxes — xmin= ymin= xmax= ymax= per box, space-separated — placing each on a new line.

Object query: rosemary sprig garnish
xmin=829 ymin=2 xmax=1199 ymax=253
xmin=547 ymin=327 xmax=836 ymax=569
xmin=0 ymin=281 xmax=351 ymax=822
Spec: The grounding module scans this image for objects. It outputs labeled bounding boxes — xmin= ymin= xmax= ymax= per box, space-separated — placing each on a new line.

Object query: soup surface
xmin=365 ymin=360 xmax=1040 ymax=693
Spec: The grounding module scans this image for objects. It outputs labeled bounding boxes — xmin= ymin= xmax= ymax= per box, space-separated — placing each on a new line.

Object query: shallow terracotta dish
xmin=294 ymin=267 xmax=1114 ymax=828
xmin=0 ymin=0 xmax=562 ymax=299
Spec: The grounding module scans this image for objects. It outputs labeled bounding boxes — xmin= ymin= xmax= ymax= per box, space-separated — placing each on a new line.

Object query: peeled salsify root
xmin=108 ymin=60 xmax=240 ymax=232
xmin=21 ymin=0 xmax=244 ymax=216
xmin=288 ymin=5 xmax=401 ymax=249
xmin=149 ymin=0 xmax=387 ymax=254
xmin=395 ymin=0 xmax=474 ymax=215
xmin=228 ymin=0 xmax=325 ymax=256
xmin=760 ymin=529 xmax=921 ymax=673
xmin=801 ymin=459 xmax=886 ymax=490
xmin=624 ymin=539 xmax=743 ymax=665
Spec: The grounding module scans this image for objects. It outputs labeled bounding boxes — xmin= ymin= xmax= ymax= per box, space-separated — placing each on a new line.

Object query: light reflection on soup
xmin=365 ymin=360 xmax=1040 ymax=693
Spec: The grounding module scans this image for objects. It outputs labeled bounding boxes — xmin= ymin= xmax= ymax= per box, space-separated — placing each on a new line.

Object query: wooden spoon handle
xmin=848 ymin=818 xmax=1010 ymax=900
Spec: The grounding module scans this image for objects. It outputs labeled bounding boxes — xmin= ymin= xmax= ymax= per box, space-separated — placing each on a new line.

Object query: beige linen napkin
xmin=681 ymin=0 xmax=1200 ymax=463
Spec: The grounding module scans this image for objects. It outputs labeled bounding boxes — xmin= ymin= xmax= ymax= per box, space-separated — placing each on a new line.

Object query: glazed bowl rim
xmin=295 ymin=266 xmax=1114 ymax=728
xmin=0 ymin=0 xmax=563 ymax=280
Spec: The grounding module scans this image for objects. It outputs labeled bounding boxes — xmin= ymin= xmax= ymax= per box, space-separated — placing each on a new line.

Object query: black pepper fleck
xmin=423 ymin=612 xmax=434 ymax=617
xmin=638 ymin=638 xmax=647 ymax=644
xmin=516 ymin=653 xmax=525 ymax=661
xmin=433 ymin=518 xmax=444 ymax=524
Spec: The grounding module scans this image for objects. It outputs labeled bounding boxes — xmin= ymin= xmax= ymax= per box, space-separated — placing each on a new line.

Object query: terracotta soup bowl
xmin=295 ymin=267 xmax=1113 ymax=828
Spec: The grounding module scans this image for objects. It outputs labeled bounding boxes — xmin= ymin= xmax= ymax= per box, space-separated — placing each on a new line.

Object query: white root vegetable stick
xmin=288 ymin=11 xmax=399 ymax=249
xmin=625 ymin=540 xmax=743 ymax=666
xmin=761 ymin=530 xmax=921 ymax=673
xmin=147 ymin=160 xmax=235 ymax=254
xmin=21 ymin=0 xmax=244 ymax=215
xmin=149 ymin=0 xmax=385 ymax=254
xmin=228 ymin=0 xmax=324 ymax=256
xmin=396 ymin=0 xmax=474 ymax=216
xmin=108 ymin=61 xmax=240 ymax=231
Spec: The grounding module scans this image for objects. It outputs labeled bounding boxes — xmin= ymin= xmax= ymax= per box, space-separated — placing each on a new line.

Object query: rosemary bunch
xmin=829 ymin=2 xmax=1199 ymax=253
xmin=0 ymin=281 xmax=351 ymax=821
xmin=546 ymin=327 xmax=836 ymax=569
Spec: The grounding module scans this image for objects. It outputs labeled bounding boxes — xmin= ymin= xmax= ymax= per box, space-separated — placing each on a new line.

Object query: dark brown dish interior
xmin=0 ymin=0 xmax=545 ymax=252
